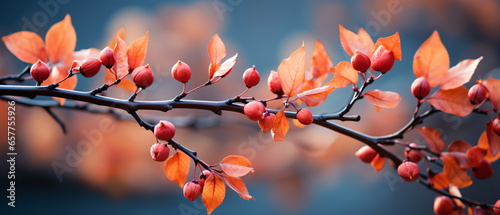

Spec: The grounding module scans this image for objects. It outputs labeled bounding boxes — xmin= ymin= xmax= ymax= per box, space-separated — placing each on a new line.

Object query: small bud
xmin=198 ymin=170 xmax=212 ymax=187
xmin=258 ymin=113 xmax=275 ymax=133
xmin=132 ymin=64 xmax=154 ymax=88
xmin=472 ymin=160 xmax=494 ymax=180
xmin=351 ymin=51 xmax=371 ymax=72
xmin=494 ymin=199 xmax=500 ymax=215
xmin=242 ymin=65 xmax=260 ymax=88
xmin=404 ymin=143 xmax=424 ymax=163
xmin=411 ymin=77 xmax=431 ymax=99
xmin=267 ymin=70 xmax=283 ymax=96
xmin=433 ymin=196 xmax=455 ymax=215
xmin=150 ymin=142 xmax=170 ymax=162
xmin=99 ymin=47 xmax=115 ymax=69
xmin=79 ymin=57 xmax=102 ymax=78
xmin=355 ymin=146 xmax=378 ymax=163
xmin=468 ymin=84 xmax=488 ymax=105
xmin=371 ymin=46 xmax=395 ymax=73
xmin=154 ymin=120 xmax=176 ymax=141
xmin=296 ymin=108 xmax=313 ymax=125
xmin=397 ymin=161 xmax=420 ymax=182
xmin=183 ymin=180 xmax=202 ymax=201
xmin=244 ymin=101 xmax=266 ymax=121
xmin=493 ymin=118 xmax=500 ymax=137
xmin=171 ymin=60 xmax=192 ymax=83
xmin=30 ymin=60 xmax=51 ymax=83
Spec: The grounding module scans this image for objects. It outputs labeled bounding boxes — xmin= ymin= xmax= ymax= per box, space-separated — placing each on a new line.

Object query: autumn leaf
xmin=212 ymin=53 xmax=238 ymax=78
xmin=311 ymin=40 xmax=333 ymax=78
xmin=374 ymin=32 xmax=402 ymax=60
xmin=42 ymin=65 xmax=77 ymax=105
xmin=202 ymin=173 xmax=226 ymax=215
xmin=326 ymin=61 xmax=358 ymax=88
xmin=441 ymin=153 xmax=472 ymax=188
xmin=485 ymin=121 xmax=500 ymax=157
xmin=481 ymin=78 xmax=500 ymax=110
xmin=45 ymin=14 xmax=76 ymax=64
xmin=370 ymin=154 xmax=385 ymax=172
xmin=413 ymin=31 xmax=449 ymax=87
xmin=219 ymin=155 xmax=254 ymax=178
xmin=271 ymin=108 xmax=289 ymax=142
xmin=429 ymin=172 xmax=449 ymax=190
xmin=108 ymin=27 xmax=125 ymax=49
xmin=426 ymin=86 xmax=475 ymax=117
xmin=297 ymin=85 xmax=335 ymax=107
xmin=113 ymin=37 xmax=129 ymax=79
xmin=448 ymin=140 xmax=472 ymax=153
xmin=449 ymin=152 xmax=470 ymax=169
xmin=466 ymin=146 xmax=486 ymax=168
xmin=449 ymin=185 xmax=465 ymax=210
xmin=208 ymin=34 xmax=226 ymax=79
xmin=221 ymin=174 xmax=253 ymax=200
xmin=338 ymin=25 xmax=374 ymax=57
xmin=127 ymin=32 xmax=149 ymax=70
xmin=440 ymin=57 xmax=483 ymax=90
xmin=415 ymin=126 xmax=446 ymax=154
xmin=2 ymin=31 xmax=47 ymax=64
xmin=278 ymin=44 xmax=305 ymax=98
xmin=164 ymin=151 xmax=190 ymax=188
xmin=477 ymin=131 xmax=500 ymax=162
xmin=363 ymin=90 xmax=401 ymax=111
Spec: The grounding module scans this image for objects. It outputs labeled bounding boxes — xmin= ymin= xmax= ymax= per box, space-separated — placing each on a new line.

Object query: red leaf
xmin=481 ymin=78 xmax=500 ymax=110
xmin=441 ymin=153 xmax=472 ymax=188
xmin=326 ymin=61 xmax=358 ymax=88
xmin=448 ymin=140 xmax=472 ymax=153
xmin=413 ymin=31 xmax=449 ymax=87
xmin=486 ymin=121 xmax=500 ymax=157
xmin=429 ymin=172 xmax=449 ymax=190
xmin=208 ymin=34 xmax=226 ymax=79
xmin=415 ymin=126 xmax=446 ymax=154
xmin=221 ymin=174 xmax=253 ymax=200
xmin=2 ymin=31 xmax=47 ymax=63
xmin=164 ymin=151 xmax=190 ymax=188
xmin=441 ymin=57 xmax=483 ymax=90
xmin=112 ymin=37 xmax=129 ymax=79
xmin=297 ymin=85 xmax=335 ymax=107
xmin=278 ymin=44 xmax=305 ymax=98
xmin=466 ymin=146 xmax=486 ymax=168
xmin=427 ymin=86 xmax=475 ymax=117
xmin=449 ymin=152 xmax=470 ymax=169
xmin=477 ymin=131 xmax=500 ymax=162
xmin=310 ymin=40 xmax=333 ymax=78
xmin=370 ymin=154 xmax=385 ymax=172
xmin=338 ymin=25 xmax=374 ymax=57
xmin=271 ymin=108 xmax=289 ymax=142
xmin=374 ymin=32 xmax=402 ymax=60
xmin=202 ymin=173 xmax=226 ymax=215
xmin=212 ymin=53 xmax=237 ymax=78
xmin=363 ymin=90 xmax=401 ymax=111
xmin=127 ymin=32 xmax=149 ymax=70
xmin=45 ymin=14 xmax=76 ymax=64
xmin=219 ymin=155 xmax=254 ymax=178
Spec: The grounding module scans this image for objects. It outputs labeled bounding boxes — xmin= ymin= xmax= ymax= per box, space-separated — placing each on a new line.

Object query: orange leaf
xmin=222 ymin=174 xmax=253 ymax=200
xmin=374 ymin=32 xmax=402 ymax=60
xmin=481 ymin=78 xmax=500 ymax=110
xmin=208 ymin=34 xmax=226 ymax=79
xmin=108 ymin=27 xmax=125 ymax=49
xmin=449 ymin=152 xmax=470 ymax=169
xmin=297 ymin=85 xmax=335 ymax=107
xmin=271 ymin=108 xmax=289 ymax=142
xmin=363 ymin=90 xmax=401 ymax=111
xmin=326 ymin=61 xmax=358 ymax=88
xmin=45 ymin=14 xmax=76 ymax=64
xmin=202 ymin=173 xmax=225 ymax=215
xmin=127 ymin=32 xmax=149 ymax=70
xmin=478 ymin=131 xmax=500 ymax=162
xmin=427 ymin=86 xmax=475 ymax=117
xmin=72 ymin=48 xmax=100 ymax=60
xmin=448 ymin=140 xmax=472 ymax=153
xmin=212 ymin=53 xmax=237 ymax=78
xmin=291 ymin=119 xmax=306 ymax=128
xmin=164 ymin=151 xmax=190 ymax=188
xmin=219 ymin=155 xmax=254 ymax=178
xmin=486 ymin=121 xmax=500 ymax=157
xmin=415 ymin=126 xmax=446 ymax=154
xmin=278 ymin=44 xmax=305 ymax=98
xmin=370 ymin=154 xmax=385 ymax=172
xmin=441 ymin=153 xmax=472 ymax=188
xmin=413 ymin=31 xmax=449 ymax=87
xmin=338 ymin=25 xmax=374 ymax=57
xmin=429 ymin=172 xmax=449 ymax=189
xmin=310 ymin=40 xmax=333 ymax=78
xmin=112 ymin=37 xmax=129 ymax=79
xmin=441 ymin=57 xmax=483 ymax=90
xmin=2 ymin=31 xmax=47 ymax=63
xmin=40 ymin=65 xmax=77 ymax=105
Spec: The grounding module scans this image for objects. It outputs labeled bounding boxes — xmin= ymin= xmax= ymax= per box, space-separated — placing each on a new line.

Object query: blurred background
xmin=1 ymin=0 xmax=500 ymax=214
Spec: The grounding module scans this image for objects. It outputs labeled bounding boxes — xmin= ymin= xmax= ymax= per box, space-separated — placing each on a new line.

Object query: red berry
xmin=492 ymin=118 xmax=500 ymax=136
xmin=80 ymin=57 xmax=102 ymax=78
xmin=154 ymin=120 xmax=176 ymax=141
xmin=296 ymin=108 xmax=313 ymax=125
xmin=397 ymin=161 xmax=420 ymax=182
xmin=183 ymin=180 xmax=202 ymax=201
xmin=411 ymin=77 xmax=431 ymax=99
xmin=267 ymin=70 xmax=283 ymax=96
xmin=132 ymin=64 xmax=154 ymax=88
xmin=198 ymin=170 xmax=212 ymax=188
xmin=258 ymin=113 xmax=275 ymax=133
xmin=404 ymin=143 xmax=424 ymax=163
xmin=30 ymin=59 xmax=51 ymax=83
xmin=355 ymin=146 xmax=378 ymax=163
xmin=351 ymin=51 xmax=371 ymax=72
xmin=242 ymin=65 xmax=260 ymax=88
xmin=371 ymin=45 xmax=395 ymax=73
xmin=243 ymin=101 xmax=266 ymax=121
xmin=150 ymin=142 xmax=170 ymax=161
xmin=99 ymin=47 xmax=115 ymax=69
xmin=171 ymin=60 xmax=192 ymax=83
xmin=433 ymin=196 xmax=455 ymax=215
xmin=472 ymin=160 xmax=494 ymax=180
xmin=468 ymin=84 xmax=488 ymax=105
xmin=494 ymin=199 xmax=500 ymax=215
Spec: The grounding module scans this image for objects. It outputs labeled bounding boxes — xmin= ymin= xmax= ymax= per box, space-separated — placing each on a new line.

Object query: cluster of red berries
xmin=183 ymin=170 xmax=212 ymax=201
xmin=150 ymin=121 xmax=176 ymax=162
xmin=350 ymin=47 xmax=395 ymax=73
